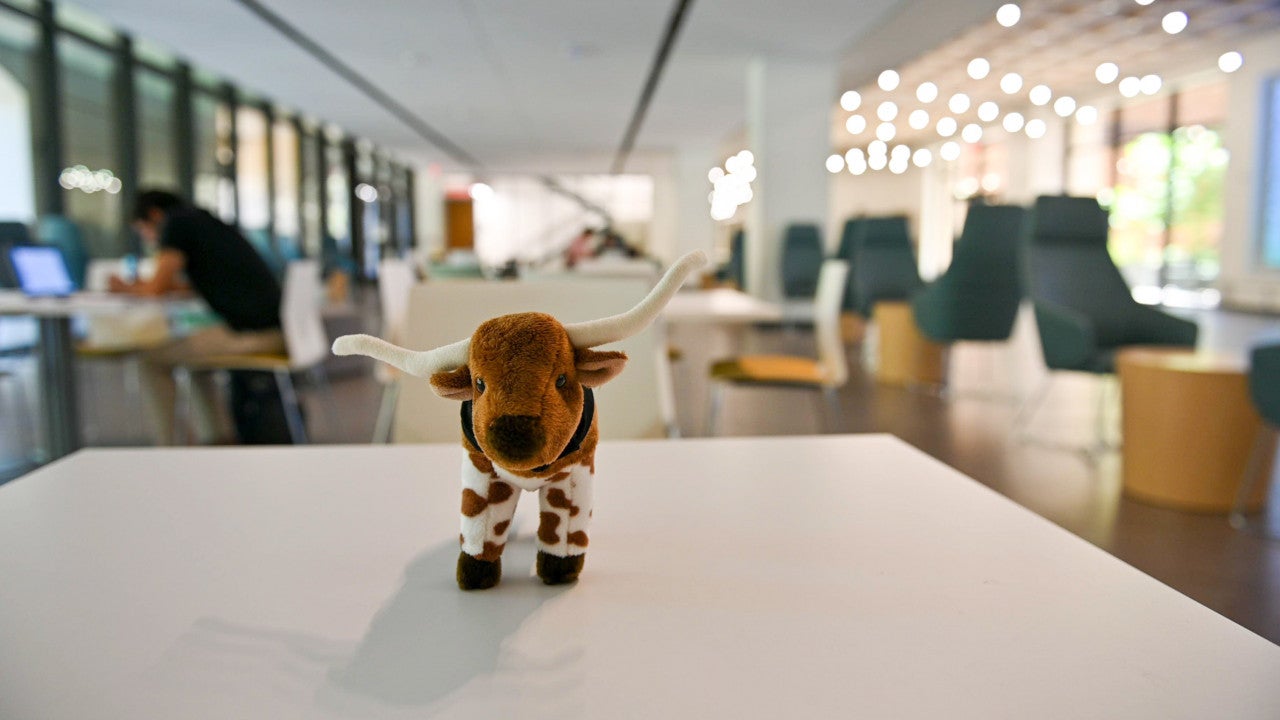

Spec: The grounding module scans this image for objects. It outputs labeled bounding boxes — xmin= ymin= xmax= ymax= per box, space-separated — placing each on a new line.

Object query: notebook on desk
xmin=9 ymin=246 xmax=76 ymax=297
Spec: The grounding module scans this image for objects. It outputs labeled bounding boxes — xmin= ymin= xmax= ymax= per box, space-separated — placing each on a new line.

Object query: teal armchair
xmin=36 ymin=215 xmax=88 ymax=289
xmin=716 ymin=229 xmax=746 ymax=289
xmin=1231 ymin=341 xmax=1280 ymax=534
xmin=781 ymin=224 xmax=823 ymax=299
xmin=835 ymin=218 xmax=861 ymax=311
xmin=852 ymin=215 xmax=922 ymax=317
xmin=912 ymin=203 xmax=1026 ymax=342
xmin=1024 ymin=196 xmax=1197 ymax=373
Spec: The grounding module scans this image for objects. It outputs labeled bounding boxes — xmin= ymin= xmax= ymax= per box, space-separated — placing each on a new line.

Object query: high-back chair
xmin=1230 ymin=342 xmax=1280 ymax=536
xmin=371 ymin=258 xmax=418 ymax=442
xmin=852 ymin=215 xmax=922 ymax=317
xmin=392 ymin=277 xmax=675 ymax=443
xmin=912 ymin=203 xmax=1027 ymax=343
xmin=1024 ymin=195 xmax=1197 ymax=374
xmin=175 ymin=260 xmax=330 ymax=444
xmin=781 ymin=224 xmax=824 ymax=299
xmin=716 ymin=228 xmax=746 ymax=289
xmin=836 ymin=218 xmax=862 ymax=312
xmin=707 ymin=259 xmax=849 ymax=435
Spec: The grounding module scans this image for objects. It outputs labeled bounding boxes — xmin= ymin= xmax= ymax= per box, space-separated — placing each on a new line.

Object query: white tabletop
xmin=1 ymin=436 xmax=1276 ymax=719
xmin=663 ymin=287 xmax=783 ymax=324
xmin=0 ymin=290 xmax=199 ymax=318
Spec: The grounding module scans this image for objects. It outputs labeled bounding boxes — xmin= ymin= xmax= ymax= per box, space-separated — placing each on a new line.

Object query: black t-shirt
xmin=160 ymin=208 xmax=282 ymax=332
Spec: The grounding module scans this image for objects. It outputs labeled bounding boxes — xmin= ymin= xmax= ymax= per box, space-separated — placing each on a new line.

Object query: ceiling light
xmin=962 ymin=123 xmax=983 ymax=143
xmin=1029 ymin=85 xmax=1052 ymax=105
xmin=869 ymin=154 xmax=887 ymax=170
xmin=1053 ymin=96 xmax=1077 ymax=117
xmin=1096 ymin=62 xmax=1120 ymax=84
xmin=845 ymin=147 xmax=864 ymax=163
xmin=1140 ymin=74 xmax=1162 ymax=95
xmin=891 ymin=143 xmax=911 ymax=158
xmin=708 ymin=167 xmax=725 ymax=183
xmin=1162 ymin=11 xmax=1187 ymax=34
xmin=889 ymin=157 xmax=909 ymax=175
xmin=850 ymin=163 xmax=867 ymax=176
xmin=1219 ymin=51 xmax=1244 ymax=73
xmin=1135 ymin=0 xmax=1154 ymax=5
xmin=1118 ymin=76 xmax=1141 ymax=97
xmin=1025 ymin=118 xmax=1047 ymax=139
xmin=1000 ymin=72 xmax=1023 ymax=94
xmin=912 ymin=148 xmax=933 ymax=168
xmin=840 ymin=91 xmax=862 ymax=111
xmin=948 ymin=93 xmax=971 ymax=114
xmin=908 ymin=109 xmax=930 ymax=130
xmin=940 ymin=141 xmax=961 ymax=161
xmin=826 ymin=154 xmax=845 ymax=173
xmin=878 ymin=101 xmax=899 ymax=121
xmin=917 ymin=82 xmax=939 ymax=103
xmin=977 ymin=101 xmax=1000 ymax=122
xmin=967 ymin=58 xmax=991 ymax=80
xmin=737 ymin=150 xmax=754 ymax=166
xmin=996 ymin=3 xmax=1021 ymax=27
xmin=726 ymin=155 xmax=744 ymax=174
xmin=846 ymin=115 xmax=867 ymax=135
xmin=878 ymin=69 xmax=900 ymax=91
xmin=1075 ymin=105 xmax=1098 ymax=125
xmin=469 ymin=182 xmax=492 ymax=201
xmin=868 ymin=140 xmax=888 ymax=156
xmin=1002 ymin=112 xmax=1025 ymax=133
xmin=936 ymin=117 xmax=958 ymax=137
xmin=876 ymin=122 xmax=897 ymax=141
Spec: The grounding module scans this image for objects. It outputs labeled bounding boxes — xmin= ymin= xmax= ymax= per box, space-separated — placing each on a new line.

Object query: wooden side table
xmin=1117 ymin=349 xmax=1275 ymax=512
xmin=873 ymin=300 xmax=945 ymax=387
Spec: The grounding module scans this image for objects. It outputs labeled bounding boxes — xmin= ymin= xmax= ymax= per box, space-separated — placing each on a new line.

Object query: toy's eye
xmin=475 ymin=378 xmax=485 ymax=393
xmin=556 ymin=374 xmax=567 ymax=388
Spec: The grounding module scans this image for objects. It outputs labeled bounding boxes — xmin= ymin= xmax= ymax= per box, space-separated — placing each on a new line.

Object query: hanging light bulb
xmin=846 ymin=115 xmax=867 ymax=135
xmin=1162 ymin=11 xmax=1188 ymax=35
xmin=876 ymin=122 xmax=897 ymax=141
xmin=1096 ymin=62 xmax=1120 ymax=84
xmin=996 ymin=3 xmax=1021 ymax=27
xmin=877 ymin=101 xmax=899 ymax=121
xmin=967 ymin=58 xmax=991 ymax=80
xmin=1075 ymin=105 xmax=1099 ymax=125
xmin=977 ymin=101 xmax=1000 ymax=122
xmin=940 ymin=141 xmax=961 ymax=162
xmin=1025 ymin=118 xmax=1047 ymax=139
xmin=1002 ymin=112 xmax=1025 ymax=133
xmin=916 ymin=82 xmax=939 ymax=103
xmin=878 ymin=69 xmax=900 ymax=91
xmin=908 ymin=109 xmax=930 ymax=130
xmin=948 ymin=93 xmax=971 ymax=114
xmin=1219 ymin=51 xmax=1244 ymax=73
xmin=961 ymin=123 xmax=983 ymax=143
xmin=1028 ymin=85 xmax=1052 ymax=106
xmin=825 ymin=154 xmax=845 ymax=173
xmin=1053 ymin=96 xmax=1077 ymax=117
xmin=936 ymin=116 xmax=958 ymax=137
xmin=999 ymin=73 xmax=1023 ymax=94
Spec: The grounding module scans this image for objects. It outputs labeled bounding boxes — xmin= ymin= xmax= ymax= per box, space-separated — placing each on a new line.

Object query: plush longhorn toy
xmin=332 ymin=251 xmax=707 ymax=590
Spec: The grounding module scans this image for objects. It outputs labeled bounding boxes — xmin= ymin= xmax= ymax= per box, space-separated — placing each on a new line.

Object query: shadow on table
xmin=135 ymin=538 xmax=580 ymax=717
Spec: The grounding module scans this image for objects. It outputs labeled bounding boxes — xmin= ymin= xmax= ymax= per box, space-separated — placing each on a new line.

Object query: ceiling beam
xmin=610 ymin=0 xmax=695 ymax=174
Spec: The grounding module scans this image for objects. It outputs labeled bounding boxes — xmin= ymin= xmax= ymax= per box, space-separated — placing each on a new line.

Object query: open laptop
xmin=9 ymin=246 xmax=76 ymax=297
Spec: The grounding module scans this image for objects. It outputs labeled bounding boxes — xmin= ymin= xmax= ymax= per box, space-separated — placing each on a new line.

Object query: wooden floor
xmin=1 ymin=304 xmax=1278 ymax=644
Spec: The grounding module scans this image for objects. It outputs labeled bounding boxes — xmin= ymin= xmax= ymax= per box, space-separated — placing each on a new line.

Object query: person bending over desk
xmin=110 ymin=190 xmax=284 ymax=445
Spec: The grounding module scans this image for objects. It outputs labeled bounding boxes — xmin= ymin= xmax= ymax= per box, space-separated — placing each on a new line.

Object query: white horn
xmin=564 ymin=250 xmax=708 ymax=348
xmin=331 ymin=334 xmax=470 ymax=377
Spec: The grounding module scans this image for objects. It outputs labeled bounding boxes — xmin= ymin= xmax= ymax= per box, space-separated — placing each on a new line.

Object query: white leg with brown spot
xmin=459 ymin=456 xmax=520 ymax=561
xmin=536 ymin=463 xmax=593 ymax=558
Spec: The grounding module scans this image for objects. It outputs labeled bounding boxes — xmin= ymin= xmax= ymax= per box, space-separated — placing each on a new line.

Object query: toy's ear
xmin=575 ymin=348 xmax=627 ymax=388
xmin=429 ymin=365 xmax=474 ymax=401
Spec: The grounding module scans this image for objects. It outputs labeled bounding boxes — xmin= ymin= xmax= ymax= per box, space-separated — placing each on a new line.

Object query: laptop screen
xmin=9 ymin=246 xmax=75 ymax=297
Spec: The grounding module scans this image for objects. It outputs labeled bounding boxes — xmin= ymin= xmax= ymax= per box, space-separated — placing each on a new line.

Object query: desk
xmin=663 ymin=287 xmax=783 ymax=324
xmin=2 ymin=436 xmax=1276 ymax=719
xmin=0 ymin=291 xmax=200 ymax=460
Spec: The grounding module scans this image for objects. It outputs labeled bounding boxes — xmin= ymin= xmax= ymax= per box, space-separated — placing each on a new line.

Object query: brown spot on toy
xmin=549 ymin=471 xmax=570 ymax=483
xmin=546 ymin=488 xmax=572 ymax=510
xmin=568 ymin=531 xmax=589 ymax=547
xmin=487 ymin=481 xmax=514 ymax=504
xmin=469 ymin=452 xmax=495 ymax=476
xmin=539 ymin=512 xmax=562 ymax=544
xmin=459 ymin=533 xmax=465 ymax=545
xmin=569 ymin=503 xmax=581 ymax=517
xmin=493 ymin=520 xmax=510 ymax=536
xmin=461 ymin=488 xmax=488 ymax=517
xmin=478 ymin=541 xmax=505 ymax=561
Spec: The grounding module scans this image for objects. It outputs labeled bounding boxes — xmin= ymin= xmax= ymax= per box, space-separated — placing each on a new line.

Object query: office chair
xmin=708 ymin=260 xmax=849 ymax=435
xmin=851 ymin=215 xmax=922 ymax=317
xmin=781 ymin=224 xmax=824 ymax=299
xmin=1230 ymin=342 xmax=1280 ymax=537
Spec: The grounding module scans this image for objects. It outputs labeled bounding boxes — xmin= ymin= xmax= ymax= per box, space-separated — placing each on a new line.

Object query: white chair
xmin=371 ymin=258 xmax=417 ymax=443
xmin=707 ymin=260 xmax=850 ymax=435
xmin=174 ymin=260 xmax=330 ymax=444
xmin=392 ymin=277 xmax=676 ymax=443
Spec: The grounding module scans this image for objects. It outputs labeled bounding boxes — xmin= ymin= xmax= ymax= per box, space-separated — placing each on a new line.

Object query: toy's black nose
xmin=487 ymin=415 xmax=545 ymax=461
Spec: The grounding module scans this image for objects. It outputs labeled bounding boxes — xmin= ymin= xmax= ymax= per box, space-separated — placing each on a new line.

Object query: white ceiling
xmin=71 ymin=0 xmax=924 ymax=173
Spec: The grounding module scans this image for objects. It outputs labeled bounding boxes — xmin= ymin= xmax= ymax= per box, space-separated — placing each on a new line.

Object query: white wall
xmin=648 ymin=148 xmax=716 ymax=265
xmin=1220 ymin=33 xmax=1280 ymax=311
xmin=0 ymin=66 xmax=35 ymax=222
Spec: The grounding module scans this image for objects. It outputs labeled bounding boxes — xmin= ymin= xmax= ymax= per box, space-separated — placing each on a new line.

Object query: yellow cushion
xmin=710 ymin=354 xmax=826 ymax=386
xmin=182 ymin=353 xmax=291 ymax=371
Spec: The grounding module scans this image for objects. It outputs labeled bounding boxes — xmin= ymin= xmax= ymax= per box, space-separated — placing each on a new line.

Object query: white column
xmin=744 ymin=58 xmax=835 ymax=301
xmin=650 ymin=147 xmax=716 ymax=265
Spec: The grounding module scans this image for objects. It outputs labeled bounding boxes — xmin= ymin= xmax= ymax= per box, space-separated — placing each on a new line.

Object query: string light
xmin=840 ymin=91 xmax=862 ymax=111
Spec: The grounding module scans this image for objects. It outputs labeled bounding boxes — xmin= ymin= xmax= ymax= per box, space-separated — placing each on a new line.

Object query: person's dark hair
xmin=132 ymin=190 xmax=187 ymax=221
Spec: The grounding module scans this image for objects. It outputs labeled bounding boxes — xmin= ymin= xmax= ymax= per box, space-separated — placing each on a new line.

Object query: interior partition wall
xmin=0 ymin=0 xmax=416 ymax=276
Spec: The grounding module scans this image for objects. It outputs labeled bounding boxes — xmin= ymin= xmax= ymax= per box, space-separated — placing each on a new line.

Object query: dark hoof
xmin=536 ymin=551 xmax=584 ymax=585
xmin=457 ymin=552 xmax=501 ymax=590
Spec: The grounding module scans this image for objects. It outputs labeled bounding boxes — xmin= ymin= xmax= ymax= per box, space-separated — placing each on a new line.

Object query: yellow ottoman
xmin=873 ymin=301 xmax=945 ymax=387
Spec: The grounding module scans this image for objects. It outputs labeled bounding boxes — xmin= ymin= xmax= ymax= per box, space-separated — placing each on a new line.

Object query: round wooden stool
xmin=872 ymin=300 xmax=945 ymax=387
xmin=1117 ymin=349 xmax=1275 ymax=512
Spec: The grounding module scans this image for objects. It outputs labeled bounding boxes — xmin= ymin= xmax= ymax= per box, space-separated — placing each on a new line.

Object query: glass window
xmin=1259 ymin=77 xmax=1280 ymax=268
xmin=55 ymin=3 xmax=116 ymax=46
xmin=0 ymin=10 xmax=37 ymax=222
xmin=1110 ymin=130 xmax=1170 ymax=292
xmin=1067 ymin=108 xmax=1111 ymax=198
xmin=235 ymin=104 xmax=269 ymax=248
xmin=324 ymin=134 xmax=352 ymax=272
xmin=136 ymin=67 xmax=177 ymax=190
xmin=192 ymin=90 xmax=220 ymax=212
xmin=214 ymin=97 xmax=235 ymax=221
xmin=59 ymin=34 xmax=122 ymax=257
xmin=272 ymin=116 xmax=299 ymax=258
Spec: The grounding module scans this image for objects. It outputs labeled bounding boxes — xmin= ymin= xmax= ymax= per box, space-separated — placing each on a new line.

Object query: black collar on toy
xmin=460 ymin=386 xmax=594 ymax=473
